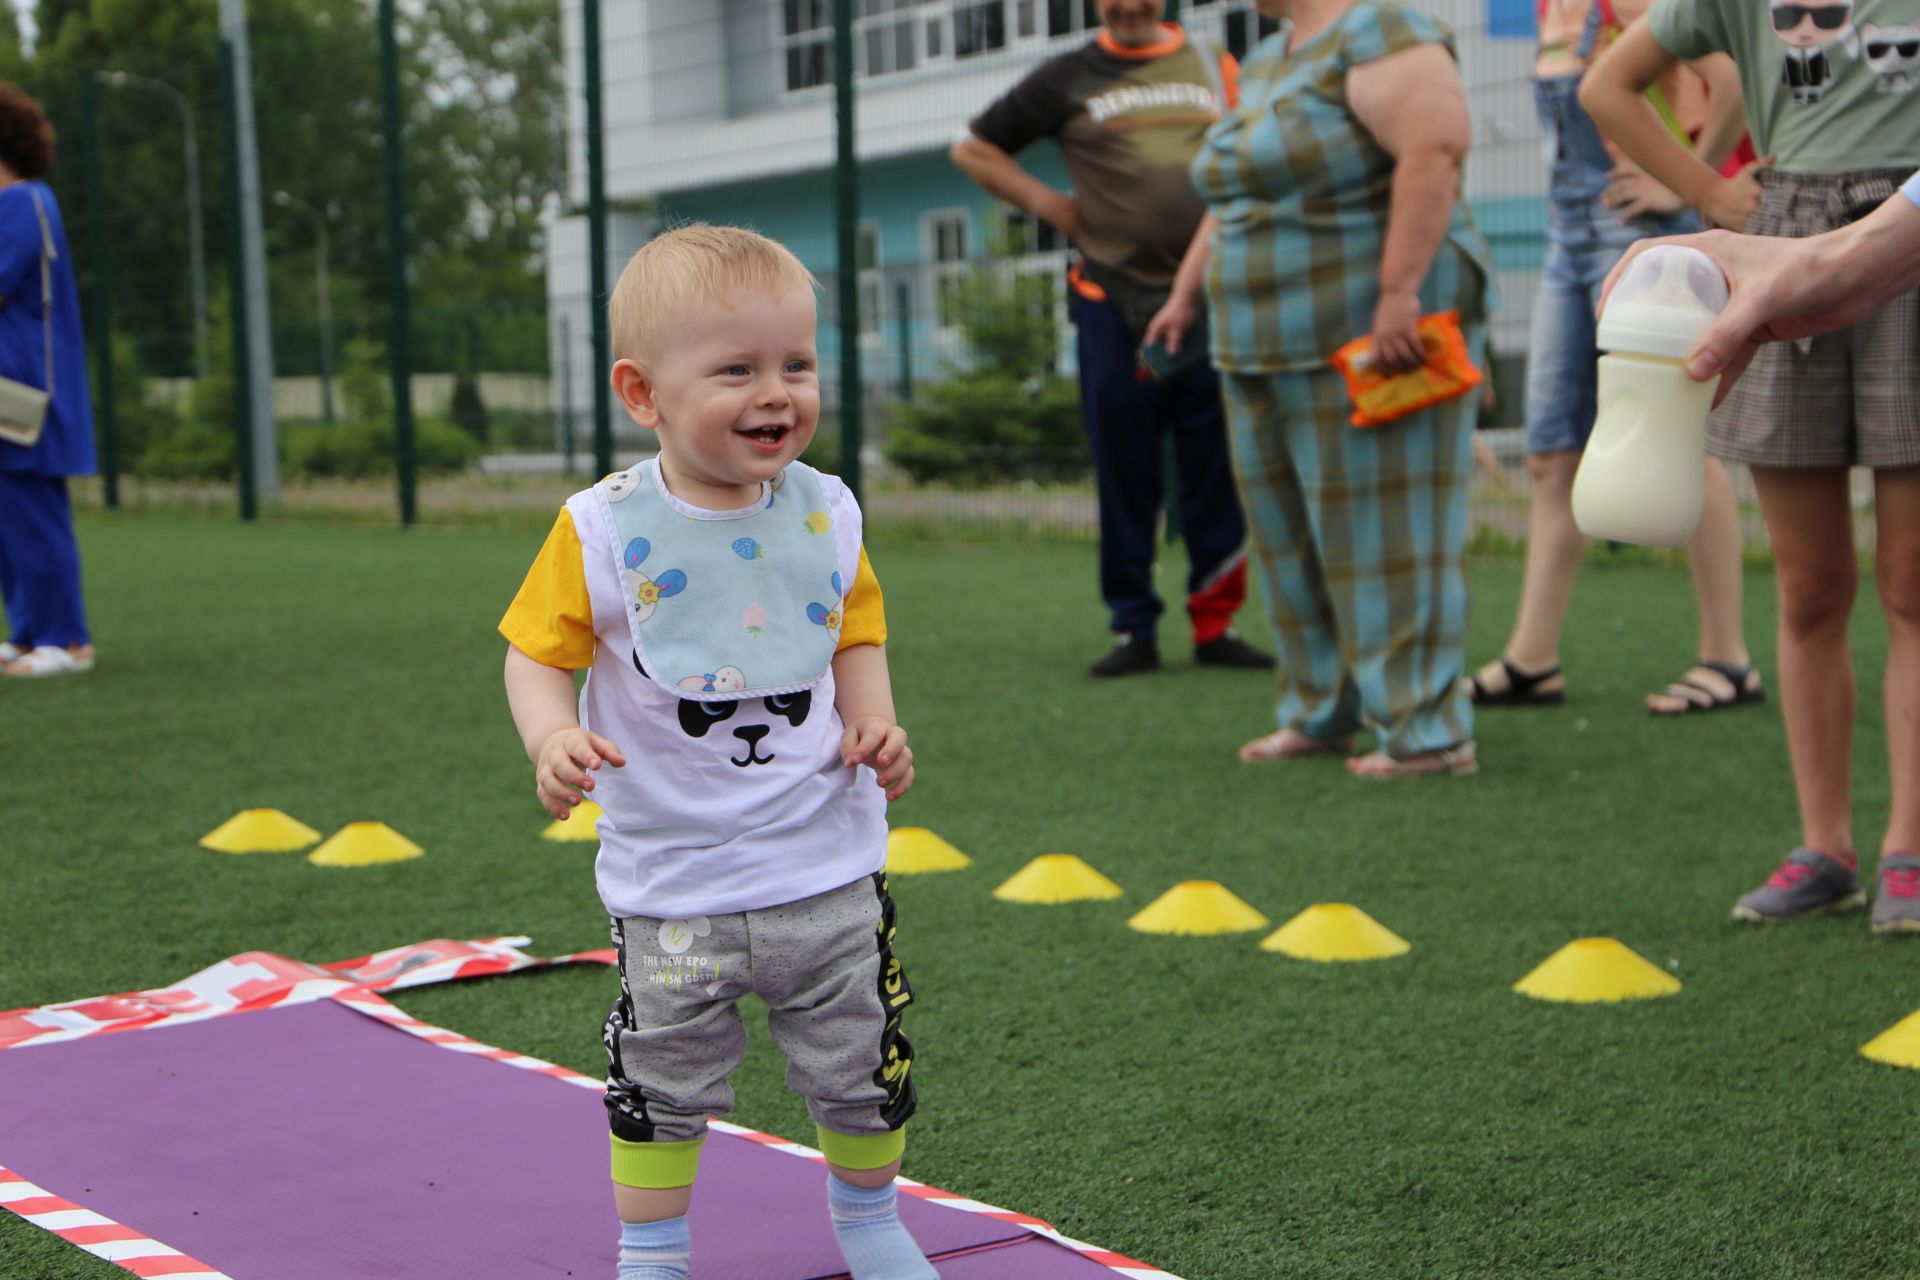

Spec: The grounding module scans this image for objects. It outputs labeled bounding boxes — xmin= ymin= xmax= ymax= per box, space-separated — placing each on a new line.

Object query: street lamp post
xmin=97 ymin=70 xmax=207 ymax=379
xmin=272 ymin=191 xmax=335 ymax=424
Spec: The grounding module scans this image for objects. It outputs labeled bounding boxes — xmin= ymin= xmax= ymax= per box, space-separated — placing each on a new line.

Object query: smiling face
xmin=612 ymin=285 xmax=821 ymax=510
xmin=1771 ymin=0 xmax=1853 ymax=48
xmin=1096 ymin=0 xmax=1165 ymax=46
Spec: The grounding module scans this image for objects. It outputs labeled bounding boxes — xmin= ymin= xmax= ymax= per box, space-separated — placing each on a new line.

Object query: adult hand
xmin=535 ymin=727 xmax=627 ymax=821
xmin=1600 ymin=227 xmax=1876 ymax=404
xmin=1369 ymin=290 xmax=1424 ymax=375
xmin=1604 ymin=164 xmax=1687 ymax=219
xmin=841 ymin=717 xmax=914 ymax=801
xmin=1698 ymin=157 xmax=1771 ymax=231
xmin=1141 ymin=293 xmax=1198 ymax=356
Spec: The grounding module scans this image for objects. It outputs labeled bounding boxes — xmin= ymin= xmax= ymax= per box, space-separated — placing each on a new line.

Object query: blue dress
xmin=0 ymin=180 xmax=94 ymax=477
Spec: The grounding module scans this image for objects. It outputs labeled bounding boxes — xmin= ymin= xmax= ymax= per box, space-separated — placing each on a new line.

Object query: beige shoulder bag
xmin=0 ymin=184 xmax=56 ymax=448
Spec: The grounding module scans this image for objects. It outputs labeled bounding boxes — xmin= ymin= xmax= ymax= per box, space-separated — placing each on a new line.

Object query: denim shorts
xmin=1524 ymin=75 xmax=1702 ymax=456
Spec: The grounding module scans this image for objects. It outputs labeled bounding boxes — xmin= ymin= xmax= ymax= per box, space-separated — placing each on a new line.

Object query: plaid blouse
xmin=1191 ymin=2 xmax=1496 ymax=373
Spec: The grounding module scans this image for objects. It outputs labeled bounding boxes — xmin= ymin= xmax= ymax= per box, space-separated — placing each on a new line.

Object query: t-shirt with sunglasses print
xmin=1652 ymin=0 xmax=1920 ymax=169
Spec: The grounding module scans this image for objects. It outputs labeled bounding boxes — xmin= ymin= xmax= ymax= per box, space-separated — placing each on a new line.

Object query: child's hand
xmin=535 ymin=727 xmax=627 ymax=820
xmin=840 ymin=717 xmax=914 ymax=801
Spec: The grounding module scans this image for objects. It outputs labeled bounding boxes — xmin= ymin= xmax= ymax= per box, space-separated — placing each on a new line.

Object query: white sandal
xmin=3 ymin=645 xmax=95 ymax=678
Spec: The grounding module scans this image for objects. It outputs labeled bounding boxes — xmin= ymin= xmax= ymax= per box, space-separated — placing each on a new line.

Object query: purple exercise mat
xmin=0 ymin=999 xmax=1126 ymax=1279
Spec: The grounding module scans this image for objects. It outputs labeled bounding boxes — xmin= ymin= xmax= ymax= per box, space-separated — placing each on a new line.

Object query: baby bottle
xmin=1570 ymin=246 xmax=1729 ymax=548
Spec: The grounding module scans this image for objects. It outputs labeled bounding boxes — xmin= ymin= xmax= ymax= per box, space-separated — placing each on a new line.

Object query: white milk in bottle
xmin=1570 ymin=246 xmax=1729 ymax=547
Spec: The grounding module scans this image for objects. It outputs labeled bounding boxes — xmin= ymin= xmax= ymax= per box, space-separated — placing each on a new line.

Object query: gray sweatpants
xmin=603 ymin=872 xmax=917 ymax=1148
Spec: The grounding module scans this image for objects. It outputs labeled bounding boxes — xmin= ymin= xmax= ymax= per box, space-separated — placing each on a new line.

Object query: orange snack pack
xmin=1329 ymin=310 xmax=1483 ymax=428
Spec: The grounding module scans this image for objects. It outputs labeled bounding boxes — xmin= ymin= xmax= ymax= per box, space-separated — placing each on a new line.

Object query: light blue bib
xmin=595 ymin=459 xmax=845 ymax=702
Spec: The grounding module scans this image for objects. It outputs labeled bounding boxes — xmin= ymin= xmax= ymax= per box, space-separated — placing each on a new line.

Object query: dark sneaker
xmin=1731 ymin=847 xmax=1865 ymax=923
xmin=1871 ymin=853 xmax=1920 ymax=934
xmin=1088 ymin=634 xmax=1160 ymax=678
xmin=1194 ymin=631 xmax=1276 ymax=670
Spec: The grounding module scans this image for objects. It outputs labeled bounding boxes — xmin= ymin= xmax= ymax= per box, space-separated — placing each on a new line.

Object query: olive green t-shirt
xmin=1649 ymin=0 xmax=1920 ymax=171
xmin=968 ymin=25 xmax=1235 ymax=290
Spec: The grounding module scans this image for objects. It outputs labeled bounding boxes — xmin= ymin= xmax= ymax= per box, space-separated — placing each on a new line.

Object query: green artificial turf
xmin=3 ymin=514 xmax=1916 ymax=1279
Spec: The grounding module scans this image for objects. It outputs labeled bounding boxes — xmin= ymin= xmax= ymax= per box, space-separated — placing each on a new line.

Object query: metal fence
xmin=32 ymin=0 xmax=1810 ymax=543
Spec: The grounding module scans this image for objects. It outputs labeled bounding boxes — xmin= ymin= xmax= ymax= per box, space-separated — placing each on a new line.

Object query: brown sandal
xmin=1238 ymin=729 xmax=1354 ymax=762
xmin=1345 ymin=742 xmax=1479 ymax=779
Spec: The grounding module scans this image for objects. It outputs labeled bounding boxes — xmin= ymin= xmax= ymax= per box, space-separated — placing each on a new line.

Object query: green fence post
xmin=219 ymin=40 xmax=257 ymax=522
xmin=78 ymin=71 xmax=117 ymax=509
xmin=559 ymin=313 xmax=576 ymax=475
xmin=832 ymin=0 xmax=861 ymax=497
xmin=583 ymin=0 xmax=612 ymax=479
xmin=893 ymin=279 xmax=912 ymax=402
xmin=379 ymin=0 xmax=417 ymax=526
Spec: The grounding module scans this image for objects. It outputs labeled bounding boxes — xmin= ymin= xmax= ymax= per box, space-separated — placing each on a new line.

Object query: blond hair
xmin=609 ymin=222 xmax=818 ymax=360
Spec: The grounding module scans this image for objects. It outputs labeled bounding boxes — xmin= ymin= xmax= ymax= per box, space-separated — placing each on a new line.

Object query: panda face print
xmin=632 ymin=650 xmax=816 ymax=768
xmin=673 ymin=688 xmax=814 ymax=767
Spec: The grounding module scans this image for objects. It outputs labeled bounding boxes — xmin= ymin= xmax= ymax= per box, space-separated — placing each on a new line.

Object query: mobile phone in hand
xmin=1138 ymin=313 xmax=1209 ymax=381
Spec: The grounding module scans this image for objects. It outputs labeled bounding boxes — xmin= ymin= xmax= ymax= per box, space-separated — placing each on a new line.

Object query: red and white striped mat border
xmin=333 ymin=990 xmax=1183 ymax=1280
xmin=0 ymin=1165 xmax=233 ymax=1279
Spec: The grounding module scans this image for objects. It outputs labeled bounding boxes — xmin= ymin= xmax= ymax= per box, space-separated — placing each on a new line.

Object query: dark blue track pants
xmin=0 ymin=471 xmax=90 ymax=649
xmin=1075 ymin=291 xmax=1249 ymax=642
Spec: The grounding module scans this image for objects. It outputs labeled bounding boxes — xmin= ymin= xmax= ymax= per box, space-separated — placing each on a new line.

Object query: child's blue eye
xmin=785 ymin=361 xmax=811 ymax=374
xmin=722 ymin=364 xmax=749 ymax=377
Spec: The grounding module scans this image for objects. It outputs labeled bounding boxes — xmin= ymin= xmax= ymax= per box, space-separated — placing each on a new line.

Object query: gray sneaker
xmin=1871 ymin=853 xmax=1920 ymax=934
xmin=1731 ymin=847 xmax=1865 ymax=923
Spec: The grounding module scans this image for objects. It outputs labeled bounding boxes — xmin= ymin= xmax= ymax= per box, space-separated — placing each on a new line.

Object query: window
xmin=1223 ymin=10 xmax=1280 ymax=59
xmin=783 ymin=0 xmax=834 ymax=90
xmin=925 ymin=210 xmax=970 ymax=329
xmin=999 ymin=207 xmax=1066 ymax=257
xmin=857 ymin=0 xmax=933 ymax=77
xmin=953 ymin=1 xmax=1008 ymax=58
xmin=1045 ymin=0 xmax=1099 ymax=37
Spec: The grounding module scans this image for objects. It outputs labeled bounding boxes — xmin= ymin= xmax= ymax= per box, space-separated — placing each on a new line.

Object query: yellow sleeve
xmin=499 ymin=509 xmax=597 ymax=669
xmin=836 ymin=545 xmax=887 ymax=650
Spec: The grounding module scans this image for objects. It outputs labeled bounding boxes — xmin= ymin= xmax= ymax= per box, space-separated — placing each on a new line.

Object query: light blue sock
xmin=827 ymin=1175 xmax=938 ymax=1280
xmin=617 ymin=1215 xmax=691 ymax=1280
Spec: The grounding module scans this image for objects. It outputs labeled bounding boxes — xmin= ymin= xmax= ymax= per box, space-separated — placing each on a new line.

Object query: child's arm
xmin=505 ymin=644 xmax=627 ymax=821
xmin=831 ymin=643 xmax=914 ymax=802
xmin=1582 ymin=23 xmax=1763 ymax=230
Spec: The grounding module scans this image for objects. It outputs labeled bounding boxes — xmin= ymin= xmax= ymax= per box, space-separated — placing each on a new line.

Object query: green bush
xmin=882 ymin=250 xmax=1088 ymax=486
xmin=141 ymin=421 xmax=236 ymax=481
xmin=886 ymin=373 xmax=1085 ymax=486
xmin=281 ymin=414 xmax=480 ymax=480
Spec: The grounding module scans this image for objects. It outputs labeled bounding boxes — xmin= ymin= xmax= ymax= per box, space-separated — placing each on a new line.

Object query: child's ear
xmin=612 ymin=358 xmax=662 ymax=431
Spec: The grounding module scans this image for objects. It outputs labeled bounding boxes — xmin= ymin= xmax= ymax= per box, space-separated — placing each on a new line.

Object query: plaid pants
xmin=1221 ymin=340 xmax=1479 ymax=758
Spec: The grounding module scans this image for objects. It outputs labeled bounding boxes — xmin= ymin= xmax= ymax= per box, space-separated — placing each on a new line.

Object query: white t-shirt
xmin=547 ymin=469 xmax=888 ymax=919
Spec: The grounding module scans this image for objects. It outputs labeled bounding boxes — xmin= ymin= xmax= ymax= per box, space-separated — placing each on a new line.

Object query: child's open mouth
xmin=739 ymin=425 xmax=791 ymax=449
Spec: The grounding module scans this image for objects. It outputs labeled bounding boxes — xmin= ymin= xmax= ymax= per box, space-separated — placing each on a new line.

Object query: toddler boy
xmin=501 ymin=223 xmax=932 ymax=1280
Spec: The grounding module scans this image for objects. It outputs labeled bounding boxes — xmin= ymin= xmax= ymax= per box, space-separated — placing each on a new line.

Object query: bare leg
xmin=1752 ymin=467 xmax=1858 ymax=863
xmin=615 ymin=1183 xmax=694 ymax=1224
xmin=1473 ymin=450 xmax=1582 ymax=696
xmin=1873 ymin=468 xmax=1920 ymax=856
xmin=828 ymin=1157 xmax=903 ymax=1189
xmin=1648 ymin=456 xmax=1757 ymax=712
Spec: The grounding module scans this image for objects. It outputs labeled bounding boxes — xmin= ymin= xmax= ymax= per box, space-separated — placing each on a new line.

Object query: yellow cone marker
xmin=199 ymin=809 xmax=323 ymax=854
xmin=1861 ymin=1010 xmax=1920 ymax=1069
xmin=1260 ymin=903 xmax=1410 ymax=962
xmin=992 ymin=854 xmax=1124 ymax=904
xmin=307 ymin=822 xmax=425 ymax=868
xmin=1512 ymin=938 xmax=1680 ymax=1003
xmin=1127 ymin=881 xmax=1267 ymax=935
xmin=542 ymin=800 xmax=605 ymax=842
xmin=886 ymin=827 xmax=972 ymax=875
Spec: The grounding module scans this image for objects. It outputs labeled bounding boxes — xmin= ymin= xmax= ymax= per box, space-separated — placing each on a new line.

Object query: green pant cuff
xmin=816 ymin=1125 xmax=906 ymax=1170
xmin=610 ymin=1134 xmax=705 ymax=1188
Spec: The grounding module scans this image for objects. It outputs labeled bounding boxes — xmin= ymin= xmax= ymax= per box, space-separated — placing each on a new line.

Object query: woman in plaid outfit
xmin=1144 ymin=0 xmax=1495 ymax=777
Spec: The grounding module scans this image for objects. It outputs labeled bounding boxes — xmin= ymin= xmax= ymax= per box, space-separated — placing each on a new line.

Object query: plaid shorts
xmin=1707 ymin=167 xmax=1920 ymax=470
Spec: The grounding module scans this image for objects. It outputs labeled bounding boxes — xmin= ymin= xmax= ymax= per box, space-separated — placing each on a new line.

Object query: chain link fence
xmin=32 ymin=0 xmax=1811 ymax=544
